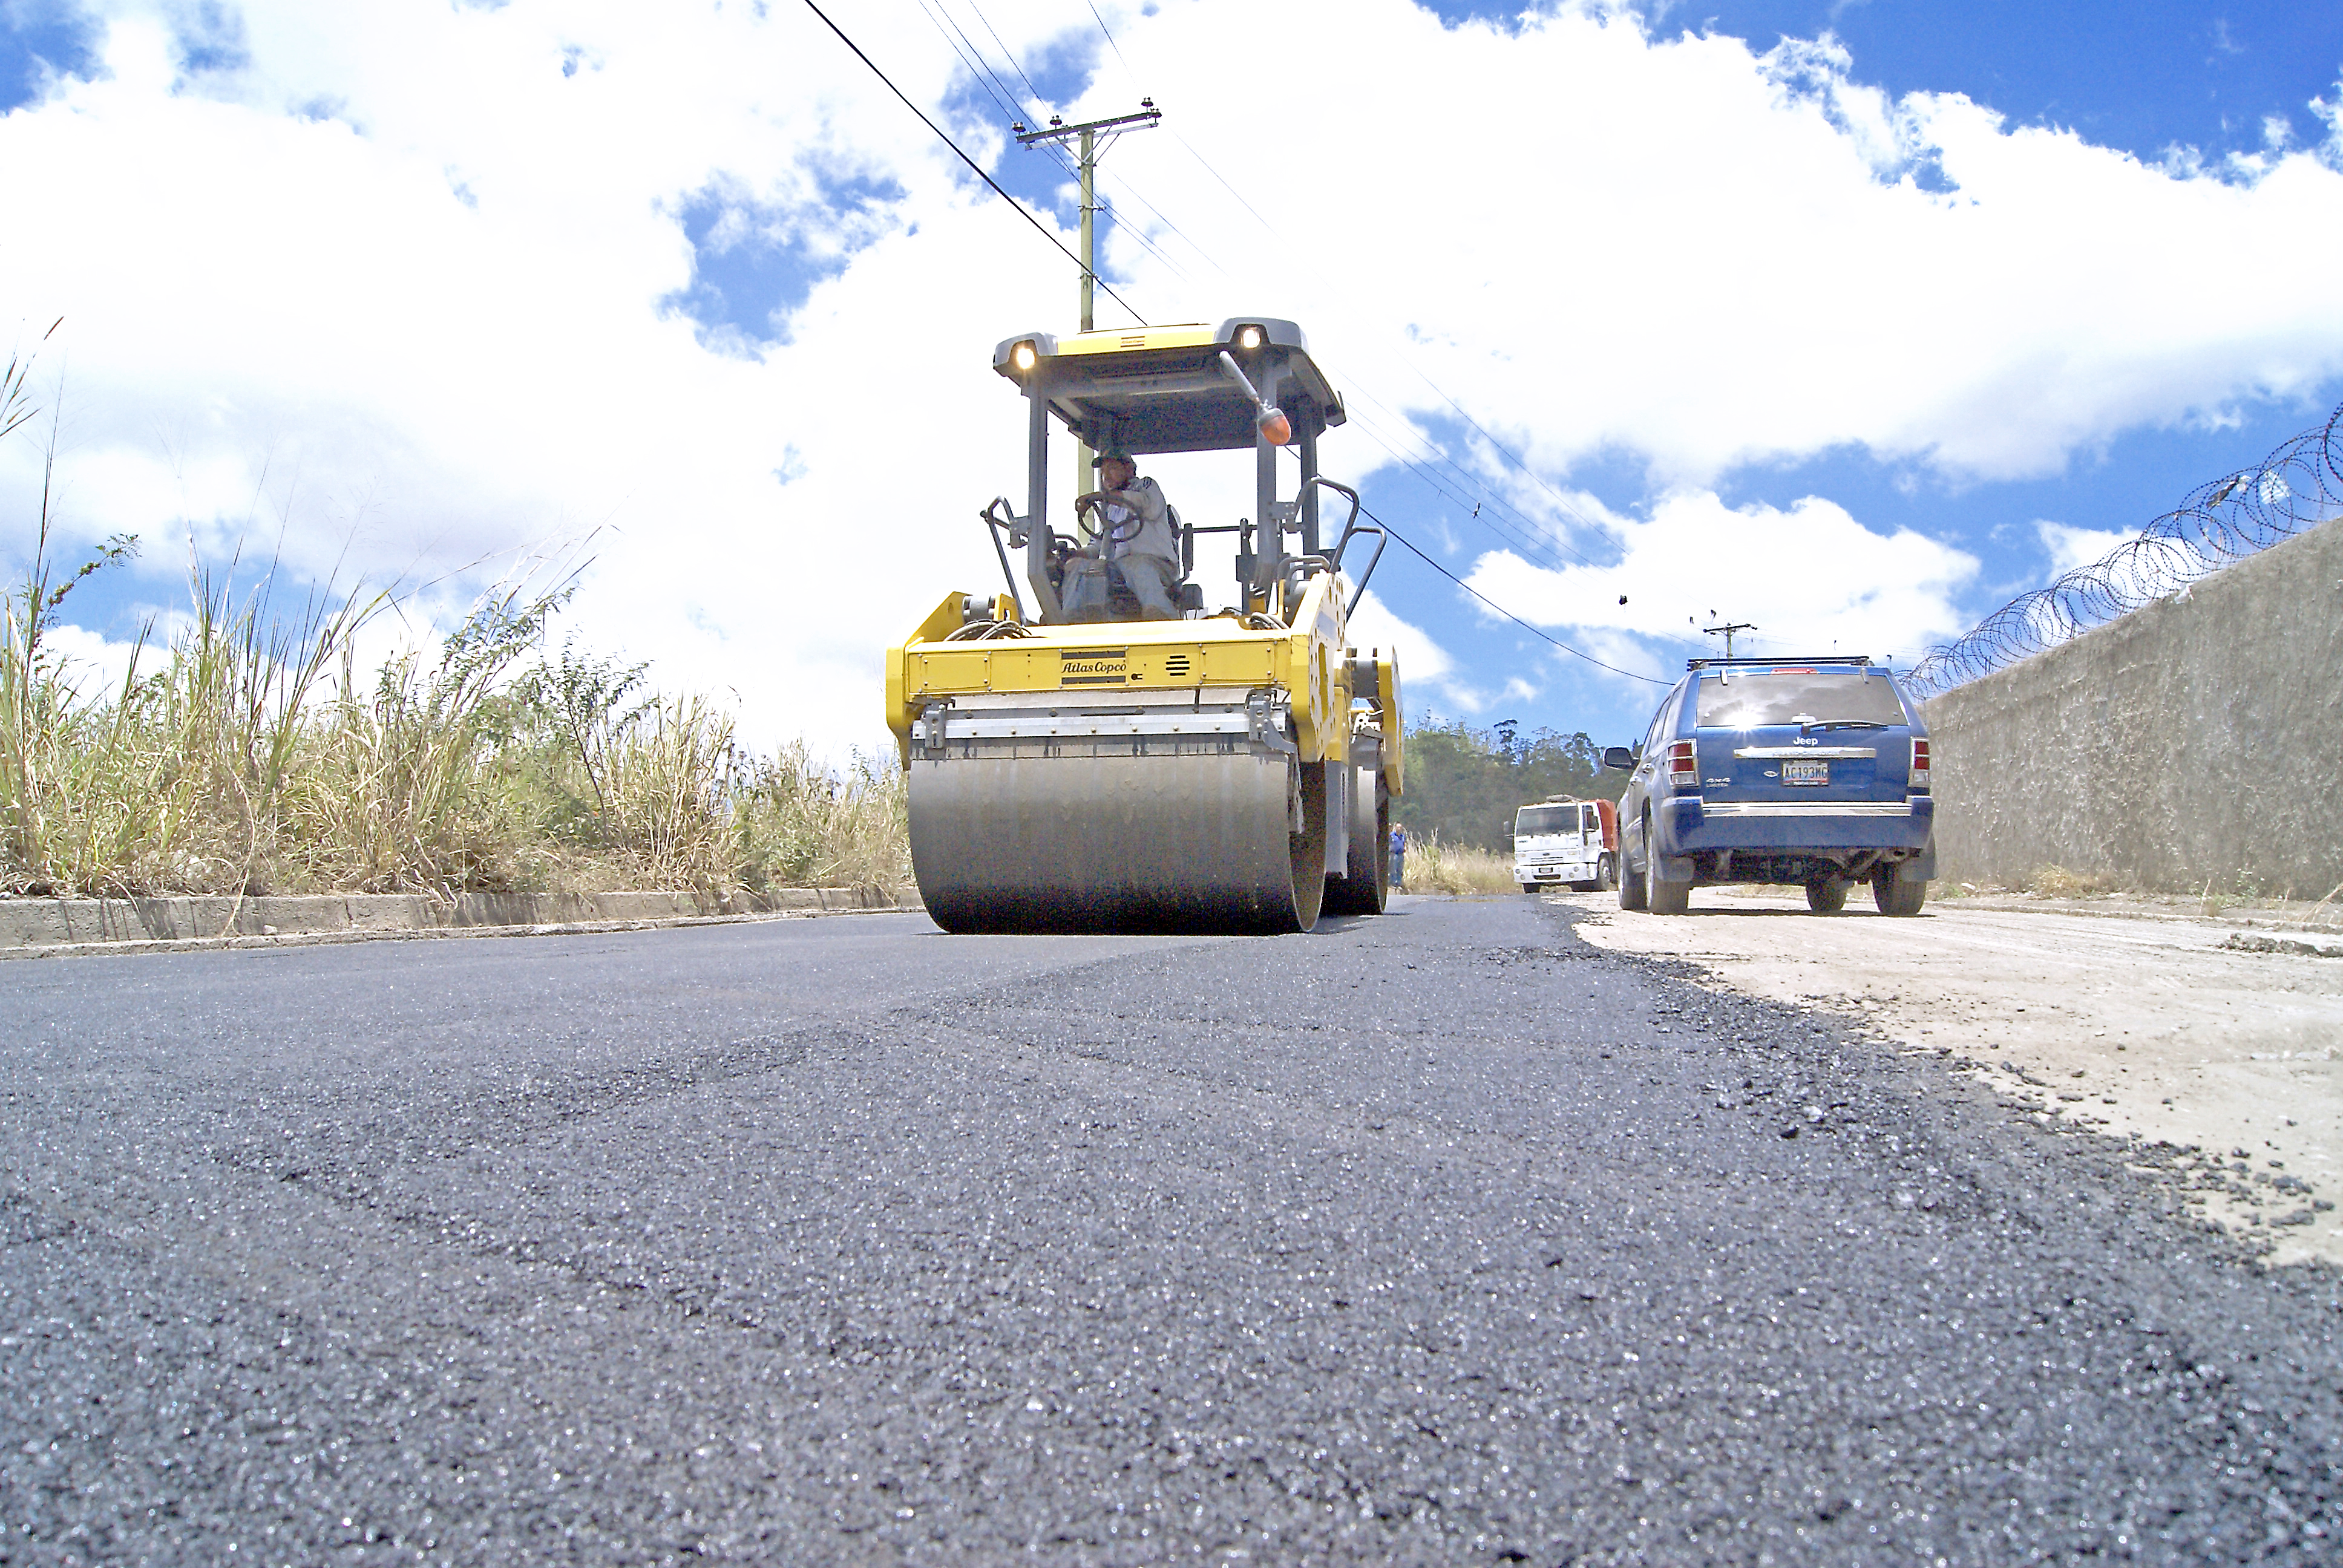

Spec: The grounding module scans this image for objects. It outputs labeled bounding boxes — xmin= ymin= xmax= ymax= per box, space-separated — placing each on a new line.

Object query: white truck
xmin=1513 ymin=795 xmax=1619 ymax=893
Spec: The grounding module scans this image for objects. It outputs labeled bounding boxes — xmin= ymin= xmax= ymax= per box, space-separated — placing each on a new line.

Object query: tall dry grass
xmin=1400 ymin=831 xmax=1521 ymax=895
xmin=2 ymin=466 xmax=908 ymax=900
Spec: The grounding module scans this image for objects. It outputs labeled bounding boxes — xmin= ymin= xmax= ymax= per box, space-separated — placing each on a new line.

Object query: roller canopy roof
xmin=991 ymin=317 xmax=1348 ymax=456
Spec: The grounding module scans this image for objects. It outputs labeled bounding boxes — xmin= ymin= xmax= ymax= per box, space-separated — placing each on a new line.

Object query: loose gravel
xmin=2 ymin=897 xmax=2338 ymax=1565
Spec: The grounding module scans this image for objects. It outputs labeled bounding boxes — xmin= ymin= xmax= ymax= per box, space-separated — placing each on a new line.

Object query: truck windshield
xmin=1515 ymin=805 xmax=1575 ymax=836
xmin=1695 ymin=670 xmax=1907 ymax=728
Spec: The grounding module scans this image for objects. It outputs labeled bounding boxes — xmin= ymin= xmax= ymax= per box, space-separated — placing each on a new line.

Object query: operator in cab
xmin=1065 ymin=449 xmax=1180 ymax=621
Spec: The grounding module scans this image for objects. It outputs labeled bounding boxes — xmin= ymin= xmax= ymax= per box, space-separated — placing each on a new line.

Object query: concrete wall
xmin=1921 ymin=511 xmax=2343 ymax=896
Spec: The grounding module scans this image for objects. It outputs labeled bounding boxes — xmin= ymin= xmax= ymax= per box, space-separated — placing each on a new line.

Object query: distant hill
xmin=1394 ymin=715 xmax=1609 ymax=854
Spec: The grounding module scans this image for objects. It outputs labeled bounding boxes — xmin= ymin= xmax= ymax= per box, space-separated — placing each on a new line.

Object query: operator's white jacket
xmin=1096 ymin=477 xmax=1176 ymax=564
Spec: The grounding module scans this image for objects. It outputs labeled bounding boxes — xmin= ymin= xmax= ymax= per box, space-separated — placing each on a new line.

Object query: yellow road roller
xmin=884 ymin=316 xmax=1401 ymax=933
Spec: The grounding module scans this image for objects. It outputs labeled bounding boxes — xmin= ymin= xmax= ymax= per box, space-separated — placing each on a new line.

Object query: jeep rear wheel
xmin=1873 ymin=867 xmax=1927 ymax=916
xmin=1645 ymin=828 xmax=1691 ymax=916
xmin=1617 ymin=844 xmax=1648 ymax=911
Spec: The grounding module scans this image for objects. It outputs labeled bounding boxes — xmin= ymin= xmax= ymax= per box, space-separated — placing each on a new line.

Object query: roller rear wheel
xmin=1322 ymin=768 xmax=1389 ymax=918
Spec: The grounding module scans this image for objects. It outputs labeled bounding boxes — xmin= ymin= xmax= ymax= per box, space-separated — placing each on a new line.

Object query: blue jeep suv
xmin=1601 ymin=656 xmax=1935 ymax=916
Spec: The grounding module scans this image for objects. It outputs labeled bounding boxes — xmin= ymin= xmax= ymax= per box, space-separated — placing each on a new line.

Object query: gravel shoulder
xmin=1562 ymin=887 xmax=2343 ymax=1266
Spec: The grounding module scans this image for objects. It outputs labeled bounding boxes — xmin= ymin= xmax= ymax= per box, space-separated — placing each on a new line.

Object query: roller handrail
xmin=1307 ymin=475 xmax=1363 ymax=548
xmin=1319 ymin=479 xmax=1386 ymax=615
xmin=1332 ymin=525 xmax=1384 ymax=616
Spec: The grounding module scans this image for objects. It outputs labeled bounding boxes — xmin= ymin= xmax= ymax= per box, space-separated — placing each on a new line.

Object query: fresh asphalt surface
xmin=3 ymin=898 xmax=2339 ymax=1566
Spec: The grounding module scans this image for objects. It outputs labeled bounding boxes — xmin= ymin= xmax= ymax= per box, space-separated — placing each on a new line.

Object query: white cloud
xmin=0 ymin=0 xmax=2335 ymax=756
xmin=2036 ymin=520 xmax=2131 ymax=575
xmin=1 ymin=1 xmax=1079 ymax=753
xmin=1343 ymin=586 xmax=1463 ymax=709
xmin=35 ymin=621 xmax=152 ymax=697
xmin=1464 ymin=488 xmax=1979 ymax=667
xmin=1081 ymin=3 xmax=2343 ymax=485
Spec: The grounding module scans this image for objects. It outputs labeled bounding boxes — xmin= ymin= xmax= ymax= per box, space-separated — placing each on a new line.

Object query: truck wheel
xmin=1873 ymin=867 xmax=1927 ymax=916
xmin=1519 ymin=882 xmax=1537 ymax=895
xmin=1806 ymin=877 xmax=1849 ymax=913
xmin=1645 ymin=828 xmax=1691 ymax=915
xmin=1596 ymin=853 xmax=1617 ymax=892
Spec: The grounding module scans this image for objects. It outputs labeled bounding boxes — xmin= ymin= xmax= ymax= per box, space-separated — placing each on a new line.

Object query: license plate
xmin=1781 ymin=759 xmax=1829 ymax=786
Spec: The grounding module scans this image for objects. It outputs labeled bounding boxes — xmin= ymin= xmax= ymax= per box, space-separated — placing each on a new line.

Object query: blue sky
xmin=2 ymin=1 xmax=2340 ymax=755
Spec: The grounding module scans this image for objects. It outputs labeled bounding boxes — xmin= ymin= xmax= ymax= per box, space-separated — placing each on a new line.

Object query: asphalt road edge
xmin=0 ymin=887 xmax=924 ymax=961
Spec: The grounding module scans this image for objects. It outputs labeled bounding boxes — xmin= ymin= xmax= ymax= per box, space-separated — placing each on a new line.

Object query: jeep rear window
xmin=1515 ymin=805 xmax=1576 ymax=835
xmin=1694 ymin=670 xmax=1908 ymax=728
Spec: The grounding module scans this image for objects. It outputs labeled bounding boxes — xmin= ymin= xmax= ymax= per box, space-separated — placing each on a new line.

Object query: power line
xmin=1090 ymin=138 xmax=1613 ymax=575
xmin=905 ymin=2 xmax=1149 ymax=292
xmin=797 ymin=0 xmax=1143 ymax=321
xmin=1361 ymin=503 xmax=1668 ymax=686
xmin=903 ymin=0 xmax=1089 ymax=200
xmin=897 ymin=0 xmax=1657 ymax=601
xmin=1337 ymin=379 xmax=1607 ymax=574
xmin=1150 ymin=127 xmax=1629 ymax=569
xmin=1167 ymin=126 xmax=1282 ymax=236
xmin=958 ymin=0 xmax=1052 ymax=111
xmin=1084 ymin=0 xmax=1139 ymax=83
xmin=907 ymin=0 xmax=1032 ymax=130
xmin=1093 ymin=191 xmax=1194 ymax=284
xmin=1086 ymin=165 xmax=1216 ymax=282
xmin=1072 ymin=158 xmax=1605 ymax=581
xmin=816 ymin=2 xmax=1678 ymax=671
xmin=1087 ymin=163 xmax=1608 ymax=575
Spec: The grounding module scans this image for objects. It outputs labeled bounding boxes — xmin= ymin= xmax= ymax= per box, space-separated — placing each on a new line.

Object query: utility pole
xmin=1013 ymin=100 xmax=1161 ymax=528
xmin=1704 ymin=620 xmax=1758 ymax=658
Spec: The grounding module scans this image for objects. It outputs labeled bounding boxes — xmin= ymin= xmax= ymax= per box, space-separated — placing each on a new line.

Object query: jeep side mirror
xmin=1601 ymin=745 xmax=1634 ymax=771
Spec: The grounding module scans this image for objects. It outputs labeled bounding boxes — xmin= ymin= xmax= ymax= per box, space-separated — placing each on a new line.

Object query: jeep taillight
xmin=1910 ymin=737 xmax=1931 ymax=791
xmin=1667 ymin=739 xmax=1698 ymax=791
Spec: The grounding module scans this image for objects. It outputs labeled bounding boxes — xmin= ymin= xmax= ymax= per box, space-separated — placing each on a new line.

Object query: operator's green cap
xmin=1092 ymin=445 xmax=1132 ymax=468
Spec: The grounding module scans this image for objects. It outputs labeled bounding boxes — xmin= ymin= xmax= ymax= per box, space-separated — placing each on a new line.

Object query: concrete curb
xmin=0 ymin=887 xmax=921 ymax=961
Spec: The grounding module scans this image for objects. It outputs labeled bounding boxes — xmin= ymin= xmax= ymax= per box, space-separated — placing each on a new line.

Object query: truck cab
xmin=1513 ymin=795 xmax=1619 ymax=893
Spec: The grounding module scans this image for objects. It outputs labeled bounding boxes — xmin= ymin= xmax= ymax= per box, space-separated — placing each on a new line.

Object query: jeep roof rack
xmin=1685 ymin=655 xmax=1873 ymax=670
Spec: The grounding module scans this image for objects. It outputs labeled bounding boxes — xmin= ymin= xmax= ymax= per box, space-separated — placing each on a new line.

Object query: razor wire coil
xmin=1902 ymin=397 xmax=2343 ymax=699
